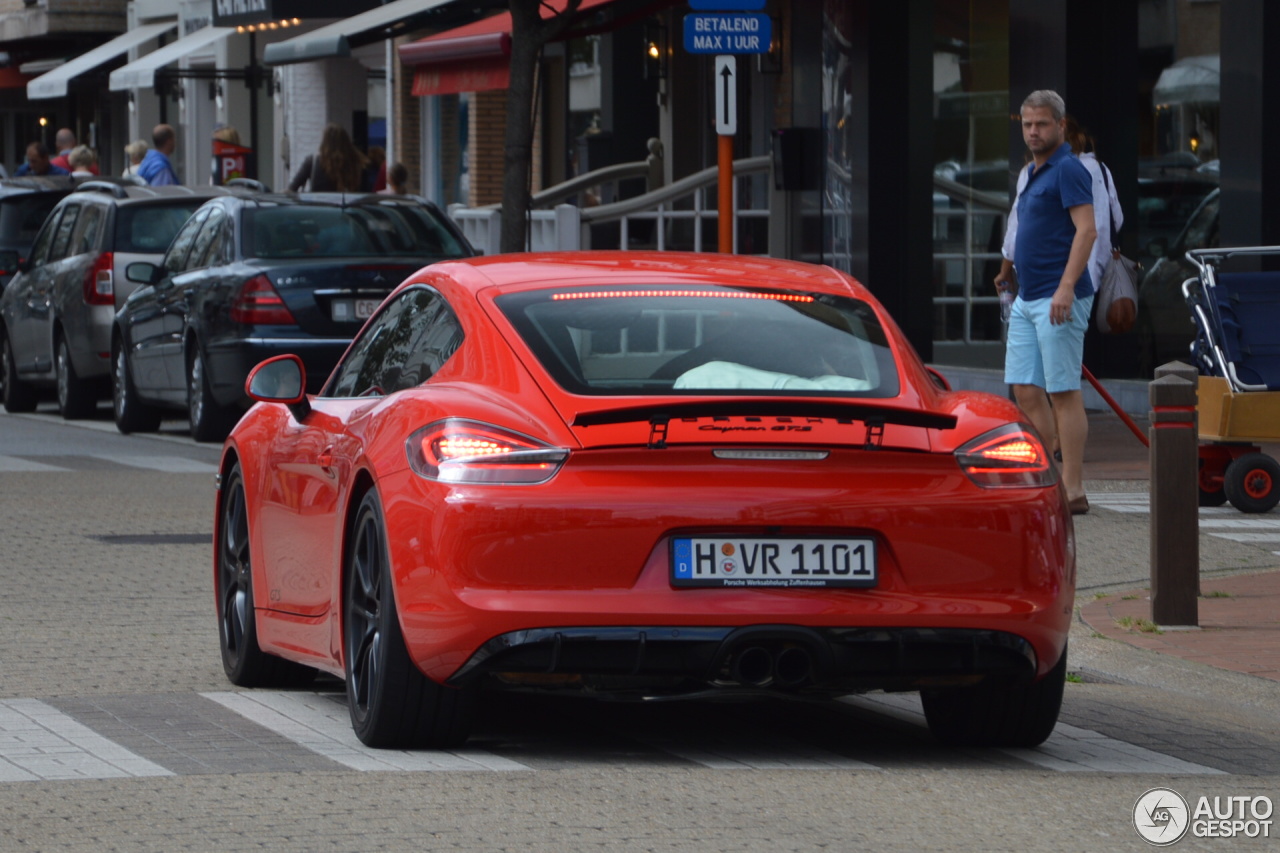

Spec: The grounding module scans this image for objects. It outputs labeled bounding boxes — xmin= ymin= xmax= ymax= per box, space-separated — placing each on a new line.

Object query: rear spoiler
xmin=573 ymin=400 xmax=956 ymax=431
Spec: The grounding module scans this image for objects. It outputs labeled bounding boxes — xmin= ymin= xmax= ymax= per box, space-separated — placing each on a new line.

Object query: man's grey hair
xmin=1022 ymin=90 xmax=1066 ymax=120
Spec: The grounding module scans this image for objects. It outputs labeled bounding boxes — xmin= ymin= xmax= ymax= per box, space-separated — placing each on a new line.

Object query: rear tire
xmin=1223 ymin=453 xmax=1280 ymax=514
xmin=921 ymin=642 xmax=1067 ymax=748
xmin=188 ymin=347 xmax=236 ymax=443
xmin=2 ymin=329 xmax=37 ymax=413
xmin=217 ymin=462 xmax=316 ymax=687
xmin=344 ymin=489 xmax=474 ymax=748
xmin=56 ymin=335 xmax=97 ymax=420
xmin=112 ymin=341 xmax=162 ymax=434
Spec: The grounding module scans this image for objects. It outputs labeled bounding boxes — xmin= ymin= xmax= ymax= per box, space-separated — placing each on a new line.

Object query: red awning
xmin=0 ymin=67 xmax=33 ymax=89
xmin=402 ymin=0 xmax=628 ymax=97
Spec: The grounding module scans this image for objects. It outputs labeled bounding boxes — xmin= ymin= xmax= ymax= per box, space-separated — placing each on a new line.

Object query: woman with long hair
xmin=288 ymin=123 xmax=372 ymax=192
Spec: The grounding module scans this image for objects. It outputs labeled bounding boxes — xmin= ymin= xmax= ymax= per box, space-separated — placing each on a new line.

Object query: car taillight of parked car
xmin=81 ymin=252 xmax=114 ymax=306
xmin=230 ymin=274 xmax=296 ymax=325
xmin=955 ymin=424 xmax=1057 ymax=489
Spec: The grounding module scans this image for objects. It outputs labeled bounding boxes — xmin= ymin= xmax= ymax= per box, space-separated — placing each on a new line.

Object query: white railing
xmin=449 ymin=155 xmax=772 ymax=254
xmin=932 ymin=174 xmax=1012 ymax=345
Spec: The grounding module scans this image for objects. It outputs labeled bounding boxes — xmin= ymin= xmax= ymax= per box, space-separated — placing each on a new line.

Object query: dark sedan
xmin=112 ymin=193 xmax=475 ymax=441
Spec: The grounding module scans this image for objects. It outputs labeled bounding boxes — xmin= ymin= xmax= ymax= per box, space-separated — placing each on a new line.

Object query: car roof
xmin=0 ymin=176 xmax=76 ymax=197
xmin=431 ymin=252 xmax=862 ymax=298
xmin=67 ymin=181 xmax=252 ymax=205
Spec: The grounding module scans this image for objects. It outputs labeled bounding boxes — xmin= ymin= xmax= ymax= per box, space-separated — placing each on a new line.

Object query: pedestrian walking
xmin=994 ymin=90 xmax=1097 ymax=515
xmin=288 ymin=124 xmax=373 ymax=193
xmin=14 ymin=141 xmax=70 ymax=177
xmin=67 ymin=145 xmax=98 ymax=178
xmin=378 ymin=162 xmax=409 ymax=195
xmin=136 ymin=124 xmax=180 ymax=186
xmin=122 ymin=140 xmax=149 ymax=182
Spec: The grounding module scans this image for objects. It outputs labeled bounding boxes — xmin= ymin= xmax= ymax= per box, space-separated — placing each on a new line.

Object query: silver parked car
xmin=0 ymin=181 xmax=255 ymax=418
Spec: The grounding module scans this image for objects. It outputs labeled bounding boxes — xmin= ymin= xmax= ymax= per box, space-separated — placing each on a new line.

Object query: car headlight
xmin=955 ymin=423 xmax=1056 ymax=489
xmin=406 ymin=418 xmax=569 ymax=485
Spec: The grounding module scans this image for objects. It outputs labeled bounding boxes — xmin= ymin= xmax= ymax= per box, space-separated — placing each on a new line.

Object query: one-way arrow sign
xmin=715 ymin=55 xmax=736 ymax=136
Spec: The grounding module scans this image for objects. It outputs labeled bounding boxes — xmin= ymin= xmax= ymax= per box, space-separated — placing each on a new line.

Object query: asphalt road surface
xmin=2 ymin=404 xmax=1278 ymax=852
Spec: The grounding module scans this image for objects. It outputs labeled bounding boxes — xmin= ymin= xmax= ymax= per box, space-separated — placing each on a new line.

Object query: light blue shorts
xmin=1003 ymin=293 xmax=1094 ymax=393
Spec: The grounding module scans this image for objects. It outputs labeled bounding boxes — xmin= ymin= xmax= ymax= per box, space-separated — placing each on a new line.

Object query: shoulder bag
xmin=1096 ymin=164 xmax=1141 ymax=334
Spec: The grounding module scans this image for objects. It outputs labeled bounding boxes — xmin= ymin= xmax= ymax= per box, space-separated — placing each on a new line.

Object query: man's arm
xmin=1050 ymin=203 xmax=1097 ymax=324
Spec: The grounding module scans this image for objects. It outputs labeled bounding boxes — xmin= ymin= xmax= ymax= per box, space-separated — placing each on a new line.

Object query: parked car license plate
xmin=671 ymin=536 xmax=876 ymax=588
xmin=331 ymin=299 xmax=381 ymax=322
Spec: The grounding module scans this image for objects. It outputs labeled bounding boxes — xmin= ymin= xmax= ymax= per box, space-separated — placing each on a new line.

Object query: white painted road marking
xmin=843 ymin=692 xmax=1226 ymax=775
xmin=0 ymin=455 xmax=68 ymax=473
xmin=638 ymin=735 xmax=879 ymax=771
xmin=0 ymin=699 xmax=173 ymax=782
xmin=1090 ymin=492 xmax=1280 ymax=554
xmin=87 ymin=454 xmax=218 ymax=474
xmin=0 ymin=454 xmax=216 ymax=474
xmin=202 ymin=691 xmax=532 ymax=773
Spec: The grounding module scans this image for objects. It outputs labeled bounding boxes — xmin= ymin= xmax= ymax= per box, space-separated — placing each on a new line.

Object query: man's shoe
xmin=1069 ymin=495 xmax=1090 ymax=515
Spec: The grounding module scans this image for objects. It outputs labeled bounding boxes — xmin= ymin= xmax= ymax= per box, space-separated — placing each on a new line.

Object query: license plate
xmin=331 ymin=299 xmax=381 ymax=322
xmin=671 ymin=536 xmax=876 ymax=588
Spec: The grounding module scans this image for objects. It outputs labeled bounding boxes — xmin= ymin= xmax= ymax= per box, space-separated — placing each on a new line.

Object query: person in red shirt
xmin=49 ymin=128 xmax=98 ymax=175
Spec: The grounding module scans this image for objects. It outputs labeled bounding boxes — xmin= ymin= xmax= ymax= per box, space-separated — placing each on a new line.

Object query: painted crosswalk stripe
xmin=0 ymin=455 xmax=69 ymax=473
xmin=1090 ymin=492 xmax=1280 ymax=553
xmin=0 ymin=699 xmax=173 ymax=782
xmin=202 ymin=691 xmax=532 ymax=772
xmin=87 ymin=454 xmax=218 ymax=474
xmin=843 ymin=693 xmax=1226 ymax=774
xmin=639 ymin=735 xmax=879 ymax=771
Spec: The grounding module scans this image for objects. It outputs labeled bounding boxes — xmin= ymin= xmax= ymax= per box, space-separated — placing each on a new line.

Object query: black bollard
xmin=1149 ymin=369 xmax=1199 ymax=626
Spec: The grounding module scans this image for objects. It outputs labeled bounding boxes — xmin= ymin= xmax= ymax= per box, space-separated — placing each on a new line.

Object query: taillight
xmin=406 ymin=419 xmax=569 ymax=484
xmin=956 ymin=424 xmax=1056 ymax=489
xmin=82 ymin=252 xmax=114 ymax=306
xmin=230 ymin=274 xmax=295 ymax=325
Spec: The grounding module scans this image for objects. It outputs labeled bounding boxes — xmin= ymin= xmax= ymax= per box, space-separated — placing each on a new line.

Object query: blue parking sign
xmin=683 ymin=13 xmax=771 ymax=55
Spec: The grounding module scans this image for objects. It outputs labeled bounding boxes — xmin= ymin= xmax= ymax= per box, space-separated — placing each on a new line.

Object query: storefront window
xmin=930 ymin=0 xmax=1009 ymax=366
xmin=1136 ymin=0 xmax=1220 ymax=373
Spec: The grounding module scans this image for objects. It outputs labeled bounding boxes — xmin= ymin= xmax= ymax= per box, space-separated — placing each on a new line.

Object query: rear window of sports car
xmin=495 ymin=285 xmax=900 ymax=397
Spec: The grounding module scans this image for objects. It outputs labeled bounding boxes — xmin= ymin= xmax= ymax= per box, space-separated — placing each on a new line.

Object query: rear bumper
xmin=447 ymin=624 xmax=1039 ymax=697
xmin=205 ymin=335 xmax=349 ymax=404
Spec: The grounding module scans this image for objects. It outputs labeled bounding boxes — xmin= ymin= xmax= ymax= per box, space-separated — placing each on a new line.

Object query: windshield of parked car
xmin=243 ymin=203 xmax=467 ymax=259
xmin=496 ymin=285 xmax=900 ymax=397
xmin=114 ymin=202 xmax=207 ymax=253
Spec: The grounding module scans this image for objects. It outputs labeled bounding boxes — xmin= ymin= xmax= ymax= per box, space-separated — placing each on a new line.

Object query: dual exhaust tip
xmin=727 ymin=644 xmax=814 ymax=689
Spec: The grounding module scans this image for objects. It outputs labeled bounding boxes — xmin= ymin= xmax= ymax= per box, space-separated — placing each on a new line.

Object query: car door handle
xmin=318 ymin=448 xmax=335 ymax=474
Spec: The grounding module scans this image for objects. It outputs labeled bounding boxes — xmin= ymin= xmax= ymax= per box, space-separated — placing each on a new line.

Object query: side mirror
xmin=246 ymin=354 xmax=311 ymax=419
xmin=125 ymin=261 xmax=159 ymax=285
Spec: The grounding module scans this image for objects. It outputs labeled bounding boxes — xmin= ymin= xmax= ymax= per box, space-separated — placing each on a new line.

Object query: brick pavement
xmin=1078 ymin=407 xmax=1280 ymax=683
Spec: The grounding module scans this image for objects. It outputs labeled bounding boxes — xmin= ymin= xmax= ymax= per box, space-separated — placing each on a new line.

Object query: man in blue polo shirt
xmin=995 ymin=90 xmax=1097 ymax=514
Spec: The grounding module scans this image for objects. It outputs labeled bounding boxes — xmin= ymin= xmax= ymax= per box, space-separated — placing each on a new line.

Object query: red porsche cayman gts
xmin=214 ymin=252 xmax=1073 ymax=749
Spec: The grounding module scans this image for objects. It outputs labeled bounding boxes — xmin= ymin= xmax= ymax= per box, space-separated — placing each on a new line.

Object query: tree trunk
xmin=500 ymin=0 xmax=580 ymax=254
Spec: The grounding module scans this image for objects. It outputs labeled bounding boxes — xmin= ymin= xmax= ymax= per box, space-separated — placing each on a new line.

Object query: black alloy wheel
xmin=217 ymin=462 xmax=314 ymax=687
xmin=345 ymin=489 xmax=474 ymax=749
xmin=2 ymin=329 xmax=37 ymax=413
xmin=55 ymin=335 xmax=96 ymax=420
xmin=112 ymin=341 xmax=161 ymax=433
xmin=188 ymin=346 xmax=235 ymax=443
